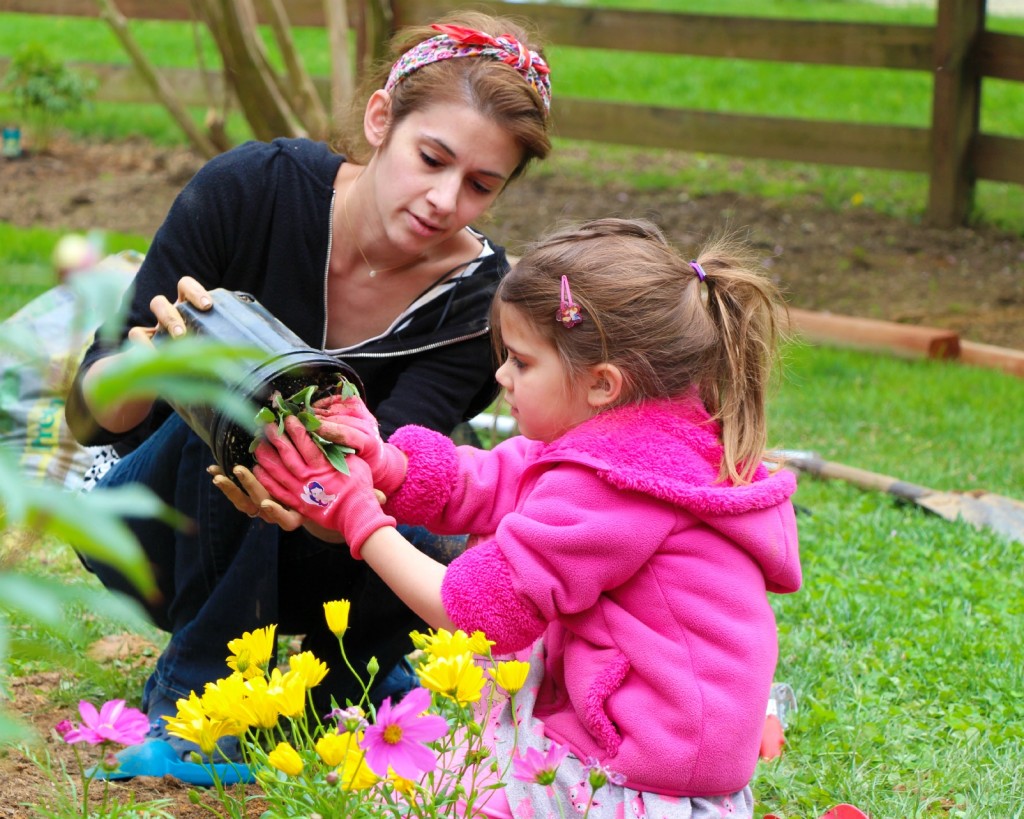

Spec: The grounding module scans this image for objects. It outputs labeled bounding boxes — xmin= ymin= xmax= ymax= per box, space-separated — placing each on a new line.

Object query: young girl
xmin=64 ymin=10 xmax=553 ymax=778
xmin=254 ymin=217 xmax=802 ymax=817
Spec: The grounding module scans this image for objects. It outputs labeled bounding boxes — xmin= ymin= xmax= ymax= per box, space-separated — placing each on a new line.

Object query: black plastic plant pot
xmin=165 ymin=288 xmax=363 ymax=474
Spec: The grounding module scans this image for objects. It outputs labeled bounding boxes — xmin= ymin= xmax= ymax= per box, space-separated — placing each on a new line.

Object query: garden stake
xmin=778 ymin=451 xmax=1024 ymax=546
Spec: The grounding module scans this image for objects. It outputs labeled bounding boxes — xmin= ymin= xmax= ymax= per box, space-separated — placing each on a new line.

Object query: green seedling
xmin=249 ymin=377 xmax=358 ymax=474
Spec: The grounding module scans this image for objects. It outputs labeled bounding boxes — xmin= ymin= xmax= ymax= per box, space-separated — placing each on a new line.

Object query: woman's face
xmin=366 ymin=98 xmax=523 ymax=255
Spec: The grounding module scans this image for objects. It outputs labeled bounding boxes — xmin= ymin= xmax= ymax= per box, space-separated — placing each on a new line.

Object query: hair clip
xmin=689 ymin=261 xmax=707 ymax=282
xmin=555 ymin=275 xmax=583 ymax=328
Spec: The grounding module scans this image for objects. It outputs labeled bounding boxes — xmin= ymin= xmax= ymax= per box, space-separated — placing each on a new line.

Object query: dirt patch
xmin=0 ymin=668 xmax=266 ymax=818
xmin=2 ymin=135 xmax=1023 ymax=350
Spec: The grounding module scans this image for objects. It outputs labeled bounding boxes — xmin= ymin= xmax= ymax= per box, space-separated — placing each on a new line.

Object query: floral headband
xmin=385 ymin=24 xmax=552 ymax=114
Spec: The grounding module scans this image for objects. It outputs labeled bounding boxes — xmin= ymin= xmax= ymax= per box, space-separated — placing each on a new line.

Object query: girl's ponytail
xmin=694 ymin=237 xmax=784 ymax=484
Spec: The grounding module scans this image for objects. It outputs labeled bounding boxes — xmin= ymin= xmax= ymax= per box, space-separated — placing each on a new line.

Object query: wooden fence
xmin=2 ymin=0 xmax=1023 ymax=227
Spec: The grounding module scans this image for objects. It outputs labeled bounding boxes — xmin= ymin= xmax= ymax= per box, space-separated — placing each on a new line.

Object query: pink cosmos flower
xmin=512 ymin=742 xmax=570 ymax=786
xmin=54 ymin=719 xmax=74 ymax=739
xmin=585 ymin=757 xmax=627 ymax=789
xmin=62 ymin=699 xmax=150 ymax=747
xmin=360 ymin=687 xmax=448 ymax=779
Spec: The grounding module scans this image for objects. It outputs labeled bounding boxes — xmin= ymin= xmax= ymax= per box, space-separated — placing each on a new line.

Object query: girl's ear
xmin=364 ymin=90 xmax=392 ymax=149
xmin=587 ymin=363 xmax=623 ymax=409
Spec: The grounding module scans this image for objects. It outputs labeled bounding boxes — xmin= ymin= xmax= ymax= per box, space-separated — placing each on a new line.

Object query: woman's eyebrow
xmin=424 ymin=135 xmax=509 ymax=182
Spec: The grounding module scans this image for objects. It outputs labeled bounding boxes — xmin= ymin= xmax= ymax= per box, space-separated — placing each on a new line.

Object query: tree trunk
xmin=324 ymin=0 xmax=355 ymax=121
xmin=193 ymin=0 xmax=307 ymax=141
xmin=257 ymin=0 xmax=330 ymax=139
xmin=95 ymin=0 xmax=219 ymax=158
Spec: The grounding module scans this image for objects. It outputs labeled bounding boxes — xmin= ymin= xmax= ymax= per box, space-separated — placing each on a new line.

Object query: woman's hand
xmin=130 ymin=275 xmax=214 ymax=347
xmin=82 ymin=277 xmax=217 ymax=433
xmin=209 ymin=463 xmax=303 ymax=527
xmin=209 ymin=463 xmax=348 ymax=542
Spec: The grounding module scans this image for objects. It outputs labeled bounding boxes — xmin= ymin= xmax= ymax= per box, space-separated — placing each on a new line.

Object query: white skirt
xmin=469 ymin=639 xmax=754 ymax=819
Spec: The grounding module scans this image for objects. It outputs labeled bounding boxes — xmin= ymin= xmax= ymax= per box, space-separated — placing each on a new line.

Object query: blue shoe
xmin=90 ymin=696 xmax=253 ymax=785
xmin=92 ymin=738 xmax=253 ymax=785
xmin=144 ymin=696 xmax=245 ymax=763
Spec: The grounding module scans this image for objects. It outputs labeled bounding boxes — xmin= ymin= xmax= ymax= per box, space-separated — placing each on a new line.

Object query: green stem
xmin=337 ymin=634 xmax=374 ymax=712
xmin=71 ymin=744 xmax=90 ymax=818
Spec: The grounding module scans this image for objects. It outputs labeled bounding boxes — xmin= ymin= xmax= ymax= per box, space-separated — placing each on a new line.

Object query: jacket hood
xmin=273 ymin=136 xmax=346 ymax=190
xmin=542 ymin=395 xmax=801 ymax=593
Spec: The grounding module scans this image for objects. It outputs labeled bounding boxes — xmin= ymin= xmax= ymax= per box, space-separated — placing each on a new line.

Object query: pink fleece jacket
xmin=385 ymin=396 xmax=801 ymax=797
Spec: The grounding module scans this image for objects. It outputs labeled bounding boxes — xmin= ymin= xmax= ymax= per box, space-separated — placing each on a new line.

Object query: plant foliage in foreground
xmin=0 ymin=271 xmax=268 ymax=743
xmin=134 ymin=603 xmax=610 ymax=818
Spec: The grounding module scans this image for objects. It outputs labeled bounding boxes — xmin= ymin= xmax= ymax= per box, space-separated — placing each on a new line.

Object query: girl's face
xmin=495 ymin=304 xmax=598 ymax=443
xmin=365 ymin=96 xmax=523 ymax=255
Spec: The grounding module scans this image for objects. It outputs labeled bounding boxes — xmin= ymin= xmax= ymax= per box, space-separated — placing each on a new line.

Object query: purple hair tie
xmin=689 ymin=261 xmax=707 ymax=282
xmin=556 ymin=275 xmax=583 ymax=328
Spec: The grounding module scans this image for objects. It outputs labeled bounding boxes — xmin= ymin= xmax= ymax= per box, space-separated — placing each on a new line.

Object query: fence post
xmin=927 ymin=0 xmax=986 ymax=227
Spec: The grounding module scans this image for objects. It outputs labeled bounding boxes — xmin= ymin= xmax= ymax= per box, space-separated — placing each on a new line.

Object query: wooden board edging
xmin=787 ymin=307 xmax=961 ymax=360
xmin=959 ymin=340 xmax=1024 ymax=378
xmin=787 ymin=307 xmax=1023 ymax=379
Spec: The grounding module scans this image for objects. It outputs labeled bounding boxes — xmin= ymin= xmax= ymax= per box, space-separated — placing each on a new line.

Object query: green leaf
xmin=0 ymin=710 xmax=33 ymax=746
xmin=85 ymin=339 xmax=263 ymax=435
xmin=255 ymin=406 xmax=275 ymax=424
xmin=322 ymin=444 xmax=351 ymax=476
xmin=31 ymin=484 xmax=184 ymax=597
xmin=272 ymin=392 xmax=293 ymax=416
xmin=0 ymin=450 xmax=30 ymax=523
xmin=0 ymin=574 xmax=64 ymax=628
xmin=339 ymin=378 xmax=360 ymax=400
xmin=287 ymin=385 xmax=317 ymax=410
xmin=250 ymin=382 xmax=358 ymax=475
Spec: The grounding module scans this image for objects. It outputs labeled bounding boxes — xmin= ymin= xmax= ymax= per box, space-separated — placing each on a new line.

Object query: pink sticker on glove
xmin=301 ymin=481 xmax=337 ymax=509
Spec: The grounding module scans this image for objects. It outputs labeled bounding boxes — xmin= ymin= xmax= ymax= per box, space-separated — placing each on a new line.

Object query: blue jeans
xmin=84 ymin=414 xmax=464 ymax=712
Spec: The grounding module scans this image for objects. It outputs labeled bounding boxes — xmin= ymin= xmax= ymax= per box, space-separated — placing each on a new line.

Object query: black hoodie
xmin=66 ymin=138 xmax=508 ymax=448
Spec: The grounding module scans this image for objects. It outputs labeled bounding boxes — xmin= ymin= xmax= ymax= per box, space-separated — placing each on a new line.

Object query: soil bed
xmin=3 ymin=136 xmax=1023 ymax=350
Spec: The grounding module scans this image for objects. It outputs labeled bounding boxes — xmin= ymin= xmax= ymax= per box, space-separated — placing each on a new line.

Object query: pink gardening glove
xmin=312 ymin=394 xmax=407 ymax=497
xmin=253 ymin=415 xmax=396 ymax=558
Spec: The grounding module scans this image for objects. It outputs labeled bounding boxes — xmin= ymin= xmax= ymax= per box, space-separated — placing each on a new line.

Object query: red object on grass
xmin=819 ymin=806 xmax=869 ymax=819
xmin=759 ymin=714 xmax=786 ymax=759
xmin=765 ymin=805 xmax=868 ymax=819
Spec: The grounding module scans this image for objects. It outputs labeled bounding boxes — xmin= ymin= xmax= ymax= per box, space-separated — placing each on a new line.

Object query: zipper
xmin=320 ymin=189 xmax=335 ymax=350
xmin=339 ymin=327 xmax=491 ymax=359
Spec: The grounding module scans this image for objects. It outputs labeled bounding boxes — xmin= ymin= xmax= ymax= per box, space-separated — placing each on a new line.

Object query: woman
xmin=64 ymin=11 xmax=552 ymax=780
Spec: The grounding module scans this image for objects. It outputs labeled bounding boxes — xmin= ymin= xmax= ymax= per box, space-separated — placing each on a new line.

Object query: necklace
xmin=342 ymin=175 xmax=422 ymax=278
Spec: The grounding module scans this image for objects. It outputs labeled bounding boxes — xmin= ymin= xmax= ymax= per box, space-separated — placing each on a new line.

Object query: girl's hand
xmin=254 ymin=416 xmax=396 ymax=558
xmin=313 ymin=395 xmax=407 ymax=496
